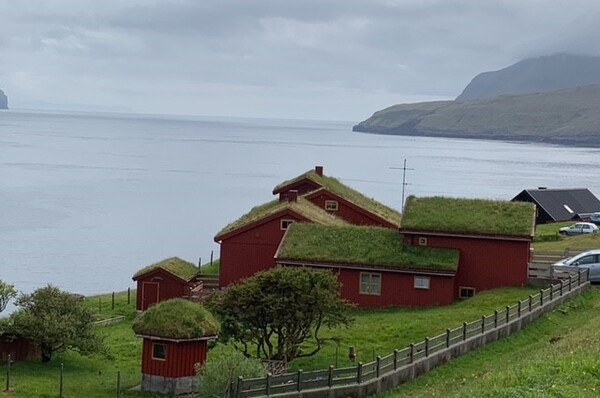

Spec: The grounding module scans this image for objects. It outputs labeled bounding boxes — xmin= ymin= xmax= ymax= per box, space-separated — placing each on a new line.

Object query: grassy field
xmin=383 ymin=287 xmax=600 ymax=397
xmin=0 ymin=287 xmax=539 ymax=397
xmin=533 ymin=221 xmax=600 ymax=251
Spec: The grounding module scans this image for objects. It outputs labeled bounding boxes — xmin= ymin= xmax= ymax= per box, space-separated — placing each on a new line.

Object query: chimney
xmin=315 ymin=166 xmax=323 ymax=176
xmin=288 ymin=190 xmax=298 ymax=202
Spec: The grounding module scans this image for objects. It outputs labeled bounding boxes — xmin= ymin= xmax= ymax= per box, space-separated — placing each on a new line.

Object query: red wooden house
xmin=132 ymin=299 xmax=218 ymax=395
xmin=132 ymin=257 xmax=200 ymax=311
xmin=400 ymin=196 xmax=536 ymax=299
xmin=275 ymin=223 xmax=459 ymax=308
xmin=214 ymin=194 xmax=348 ymax=288
xmin=273 ymin=166 xmax=400 ymax=228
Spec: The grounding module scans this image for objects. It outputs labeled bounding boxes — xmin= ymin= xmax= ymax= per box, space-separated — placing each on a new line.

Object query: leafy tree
xmin=206 ymin=267 xmax=353 ymax=362
xmin=196 ymin=344 xmax=265 ymax=398
xmin=0 ymin=280 xmax=17 ymax=313
xmin=6 ymin=285 xmax=106 ymax=362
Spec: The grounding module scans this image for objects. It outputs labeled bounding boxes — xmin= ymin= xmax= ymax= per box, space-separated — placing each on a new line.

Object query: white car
xmin=553 ymin=249 xmax=600 ymax=282
xmin=558 ymin=222 xmax=599 ymax=236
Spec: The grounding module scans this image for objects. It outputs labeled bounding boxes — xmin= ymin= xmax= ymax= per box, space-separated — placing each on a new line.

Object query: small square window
xmin=360 ymin=273 xmax=381 ymax=295
xmin=414 ymin=276 xmax=430 ymax=289
xmin=280 ymin=219 xmax=294 ymax=230
xmin=418 ymin=237 xmax=428 ymax=246
xmin=459 ymin=287 xmax=475 ymax=299
xmin=152 ymin=343 xmax=166 ymax=360
xmin=325 ymin=200 xmax=339 ymax=211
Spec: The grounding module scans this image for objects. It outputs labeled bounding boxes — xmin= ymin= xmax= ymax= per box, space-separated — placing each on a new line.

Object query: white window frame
xmin=152 ymin=343 xmax=167 ymax=361
xmin=359 ymin=272 xmax=381 ymax=296
xmin=280 ymin=219 xmax=294 ymax=230
xmin=325 ymin=200 xmax=339 ymax=211
xmin=414 ymin=276 xmax=430 ymax=289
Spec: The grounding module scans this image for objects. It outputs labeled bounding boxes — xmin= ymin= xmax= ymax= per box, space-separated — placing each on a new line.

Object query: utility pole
xmin=389 ymin=159 xmax=413 ymax=210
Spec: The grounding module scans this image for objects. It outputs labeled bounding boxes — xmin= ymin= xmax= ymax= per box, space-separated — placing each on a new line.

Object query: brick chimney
xmin=288 ymin=189 xmax=298 ymax=202
xmin=315 ymin=166 xmax=323 ymax=176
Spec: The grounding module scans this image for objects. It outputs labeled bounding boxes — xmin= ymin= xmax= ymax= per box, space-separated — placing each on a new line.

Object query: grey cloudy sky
xmin=1 ymin=0 xmax=600 ymax=121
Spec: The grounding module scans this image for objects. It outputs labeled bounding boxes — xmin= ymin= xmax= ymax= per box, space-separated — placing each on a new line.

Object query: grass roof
xmin=274 ymin=169 xmax=401 ymax=225
xmin=133 ymin=257 xmax=199 ymax=281
xmin=215 ymin=196 xmax=348 ymax=239
xmin=132 ymin=298 xmax=219 ymax=339
xmin=277 ymin=223 xmax=459 ymax=271
xmin=401 ymin=196 xmax=535 ymax=236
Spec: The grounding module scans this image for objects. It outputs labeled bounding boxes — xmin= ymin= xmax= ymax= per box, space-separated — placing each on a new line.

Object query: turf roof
xmin=401 ymin=196 xmax=536 ymax=236
xmin=214 ymin=196 xmax=348 ymax=240
xmin=273 ymin=169 xmax=401 ymax=226
xmin=277 ymin=223 xmax=459 ymax=271
xmin=133 ymin=257 xmax=199 ymax=281
xmin=132 ymin=298 xmax=219 ymax=339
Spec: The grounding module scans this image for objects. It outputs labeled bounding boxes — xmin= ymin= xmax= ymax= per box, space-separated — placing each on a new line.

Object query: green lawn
xmin=382 ymin=287 xmax=600 ymax=397
xmin=533 ymin=221 xmax=600 ymax=252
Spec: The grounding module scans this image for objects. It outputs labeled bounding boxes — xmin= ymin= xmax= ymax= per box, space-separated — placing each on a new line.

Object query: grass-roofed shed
xmin=275 ymin=223 xmax=459 ymax=308
xmin=132 ymin=257 xmax=200 ymax=311
xmin=400 ymin=196 xmax=536 ymax=299
xmin=133 ymin=299 xmax=218 ymax=395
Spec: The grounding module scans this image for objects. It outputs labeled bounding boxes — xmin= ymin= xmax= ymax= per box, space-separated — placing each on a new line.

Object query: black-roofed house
xmin=512 ymin=188 xmax=600 ymax=224
xmin=132 ymin=257 xmax=200 ymax=311
xmin=275 ymin=223 xmax=459 ymax=308
xmin=400 ymin=196 xmax=536 ymax=299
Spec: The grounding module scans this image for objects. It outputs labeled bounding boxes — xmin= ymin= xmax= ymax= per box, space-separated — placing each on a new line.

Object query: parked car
xmin=558 ymin=222 xmax=599 ymax=236
xmin=553 ymin=249 xmax=600 ymax=282
xmin=589 ymin=212 xmax=600 ymax=225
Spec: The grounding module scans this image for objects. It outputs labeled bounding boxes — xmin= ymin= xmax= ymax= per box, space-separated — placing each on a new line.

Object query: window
xmin=325 ymin=200 xmax=339 ymax=211
xmin=459 ymin=287 xmax=475 ymax=299
xmin=418 ymin=237 xmax=428 ymax=246
xmin=360 ymin=273 xmax=381 ymax=295
xmin=152 ymin=343 xmax=166 ymax=360
xmin=414 ymin=276 xmax=430 ymax=289
xmin=280 ymin=219 xmax=294 ymax=230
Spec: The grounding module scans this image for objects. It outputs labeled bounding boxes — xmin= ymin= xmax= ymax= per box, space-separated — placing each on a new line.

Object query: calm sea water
xmin=2 ymin=109 xmax=600 ymax=305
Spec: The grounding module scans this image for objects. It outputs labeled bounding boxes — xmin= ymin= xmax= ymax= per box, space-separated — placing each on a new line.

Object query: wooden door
xmin=142 ymin=282 xmax=160 ymax=310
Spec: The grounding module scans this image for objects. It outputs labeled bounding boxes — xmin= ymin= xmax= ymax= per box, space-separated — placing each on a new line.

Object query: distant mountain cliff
xmin=0 ymin=90 xmax=7 ymax=109
xmin=354 ymin=54 xmax=600 ymax=147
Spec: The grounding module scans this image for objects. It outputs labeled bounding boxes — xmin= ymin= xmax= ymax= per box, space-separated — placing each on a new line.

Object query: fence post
xmin=328 ymin=365 xmax=334 ymax=387
xmin=376 ymin=356 xmax=381 ymax=378
xmin=518 ymin=301 xmax=522 ymax=317
xmin=116 ymin=370 xmax=121 ymax=398
xmin=569 ymin=275 xmax=572 ymax=291
xmin=560 ymin=280 xmax=564 ymax=296
xmin=297 ymin=370 xmax=302 ymax=392
xmin=266 ymin=372 xmax=271 ymax=396
xmin=112 ymin=292 xmax=115 ymax=310
xmin=540 ymin=289 xmax=545 ymax=306
xmin=446 ymin=329 xmax=451 ymax=347
xmin=4 ymin=354 xmax=11 ymax=392
xmin=99 ymin=296 xmax=102 ymax=313
xmin=462 ymin=322 xmax=467 ymax=340
xmin=579 ymin=270 xmax=582 ymax=285
xmin=505 ymin=306 xmax=510 ymax=324
xmin=59 ymin=363 xmax=64 ymax=398
xmin=529 ymin=295 xmax=533 ymax=311
xmin=425 ymin=338 xmax=429 ymax=357
xmin=494 ymin=310 xmax=498 ymax=328
xmin=481 ymin=315 xmax=485 ymax=334
xmin=409 ymin=343 xmax=414 ymax=363
xmin=357 ymin=362 xmax=363 ymax=384
xmin=393 ymin=349 xmax=399 ymax=370
xmin=236 ymin=376 xmax=244 ymax=398
xmin=127 ymin=287 xmax=131 ymax=304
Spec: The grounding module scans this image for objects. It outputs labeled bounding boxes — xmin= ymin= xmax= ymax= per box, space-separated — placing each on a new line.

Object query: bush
xmin=197 ymin=344 xmax=266 ymax=398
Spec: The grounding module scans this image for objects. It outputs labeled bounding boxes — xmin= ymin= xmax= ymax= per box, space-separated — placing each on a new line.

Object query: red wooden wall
xmin=336 ymin=269 xmax=455 ymax=308
xmin=135 ymin=269 xmax=191 ymax=311
xmin=141 ymin=338 xmax=208 ymax=378
xmin=1 ymin=335 xmax=40 ymax=363
xmin=403 ymin=233 xmax=530 ymax=296
xmin=306 ymin=191 xmax=396 ymax=228
xmin=218 ymin=213 xmax=305 ymax=287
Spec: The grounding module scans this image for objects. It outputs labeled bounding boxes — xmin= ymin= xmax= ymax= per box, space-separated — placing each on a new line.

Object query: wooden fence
xmin=230 ymin=270 xmax=589 ymax=398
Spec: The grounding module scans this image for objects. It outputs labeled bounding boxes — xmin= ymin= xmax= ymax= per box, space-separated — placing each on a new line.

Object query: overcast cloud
xmin=1 ymin=0 xmax=600 ymax=121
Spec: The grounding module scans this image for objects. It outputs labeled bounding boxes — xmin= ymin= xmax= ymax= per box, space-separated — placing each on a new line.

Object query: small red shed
xmin=400 ymin=196 xmax=536 ymax=299
xmin=1 ymin=333 xmax=40 ymax=363
xmin=132 ymin=257 xmax=200 ymax=311
xmin=214 ymin=196 xmax=347 ymax=288
xmin=132 ymin=298 xmax=218 ymax=395
xmin=275 ymin=223 xmax=459 ymax=308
